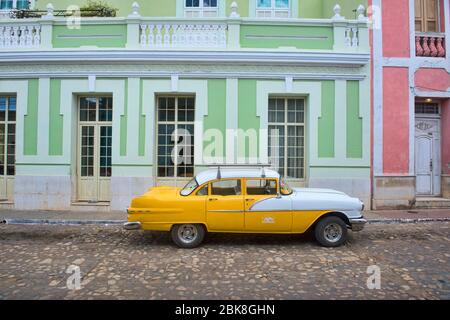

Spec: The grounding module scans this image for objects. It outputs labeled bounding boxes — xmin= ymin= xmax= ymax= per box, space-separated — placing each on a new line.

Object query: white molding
xmin=0 ymin=71 xmax=367 ymax=81
xmin=88 ymin=74 xmax=96 ymax=92
xmin=408 ymin=0 xmax=415 ymax=176
xmin=291 ymin=0 xmax=298 ymax=19
xmin=0 ymin=80 xmax=28 ymax=164
xmin=372 ymin=0 xmax=383 ymax=176
xmin=0 ymin=50 xmax=370 ymax=67
xmin=226 ymin=78 xmax=238 ymax=163
xmin=37 ymin=77 xmax=50 ymax=157
xmin=285 ymin=76 xmax=293 ymax=92
xmin=249 ymin=0 xmax=256 ymax=18
xmin=141 ymin=79 xmax=208 ymax=171
xmin=177 ymin=0 xmax=224 ymax=17
xmin=126 ymin=77 xmax=141 ymax=162
xmin=176 ymin=0 xmax=183 ymax=17
xmin=334 ymin=80 xmax=346 ymax=160
xmin=415 ymin=89 xmax=450 ymax=98
xmin=384 ymin=56 xmax=448 ymax=69
xmin=444 ymin=0 xmax=450 ymax=72
xmin=171 ymin=74 xmax=179 ymax=92
xmin=252 ymin=0 xmax=294 ymax=18
xmin=256 ymin=80 xmax=322 ymax=168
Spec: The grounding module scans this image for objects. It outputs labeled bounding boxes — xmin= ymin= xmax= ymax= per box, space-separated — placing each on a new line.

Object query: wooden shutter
xmin=425 ymin=0 xmax=438 ymax=32
xmin=415 ymin=0 xmax=424 ymax=31
xmin=415 ymin=0 xmax=439 ymax=32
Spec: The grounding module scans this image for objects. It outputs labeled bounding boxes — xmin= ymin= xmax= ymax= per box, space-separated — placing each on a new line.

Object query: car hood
xmin=290 ymin=188 xmax=363 ymax=211
xmin=292 ymin=187 xmax=346 ymax=195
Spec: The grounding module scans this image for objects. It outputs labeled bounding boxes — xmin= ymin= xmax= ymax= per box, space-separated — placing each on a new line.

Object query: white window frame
xmin=268 ymin=97 xmax=306 ymax=180
xmin=256 ymin=0 xmax=291 ymax=18
xmin=184 ymin=0 xmax=219 ymax=18
xmin=156 ymin=96 xmax=195 ymax=179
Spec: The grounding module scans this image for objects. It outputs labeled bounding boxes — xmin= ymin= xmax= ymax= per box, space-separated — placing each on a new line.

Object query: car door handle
xmin=209 ymin=198 xmax=218 ymax=201
xmin=246 ymin=199 xmax=255 ymax=201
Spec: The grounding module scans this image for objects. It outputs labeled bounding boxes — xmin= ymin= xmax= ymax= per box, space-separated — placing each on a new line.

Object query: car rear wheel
xmin=314 ymin=216 xmax=348 ymax=247
xmin=171 ymin=224 xmax=206 ymax=248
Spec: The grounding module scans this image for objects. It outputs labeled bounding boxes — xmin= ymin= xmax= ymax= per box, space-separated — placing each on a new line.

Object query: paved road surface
xmin=0 ymin=222 xmax=449 ymax=299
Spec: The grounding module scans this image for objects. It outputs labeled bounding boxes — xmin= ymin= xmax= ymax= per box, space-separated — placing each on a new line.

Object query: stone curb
xmin=1 ymin=219 xmax=125 ymax=226
xmin=2 ymin=217 xmax=450 ymax=226
xmin=367 ymin=217 xmax=450 ymax=224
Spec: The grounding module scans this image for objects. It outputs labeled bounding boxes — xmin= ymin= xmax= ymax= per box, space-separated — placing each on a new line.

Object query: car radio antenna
xmin=217 ymin=166 xmax=222 ymax=179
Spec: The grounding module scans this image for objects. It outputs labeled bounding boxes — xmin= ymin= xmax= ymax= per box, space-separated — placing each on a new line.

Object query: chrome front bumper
xmin=123 ymin=221 xmax=141 ymax=230
xmin=349 ymin=218 xmax=367 ymax=232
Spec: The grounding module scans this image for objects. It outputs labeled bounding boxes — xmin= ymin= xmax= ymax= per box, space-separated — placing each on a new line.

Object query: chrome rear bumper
xmin=123 ymin=221 xmax=141 ymax=230
xmin=349 ymin=218 xmax=367 ymax=232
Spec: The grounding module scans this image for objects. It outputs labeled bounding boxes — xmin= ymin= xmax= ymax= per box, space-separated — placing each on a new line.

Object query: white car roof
xmin=195 ymin=168 xmax=280 ymax=185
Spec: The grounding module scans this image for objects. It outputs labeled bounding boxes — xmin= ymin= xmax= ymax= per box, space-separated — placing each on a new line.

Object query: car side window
xmin=246 ymin=179 xmax=277 ymax=195
xmin=211 ymin=179 xmax=241 ymax=196
xmin=196 ymin=184 xmax=208 ymax=196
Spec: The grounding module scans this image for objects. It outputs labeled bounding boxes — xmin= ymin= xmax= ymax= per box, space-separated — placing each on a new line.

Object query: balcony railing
xmin=0 ymin=23 xmax=41 ymax=48
xmin=0 ymin=2 xmax=369 ymax=53
xmin=139 ymin=23 xmax=227 ymax=49
xmin=415 ymin=32 xmax=446 ymax=58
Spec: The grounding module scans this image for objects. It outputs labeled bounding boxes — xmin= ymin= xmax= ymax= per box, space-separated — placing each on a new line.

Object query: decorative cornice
xmin=0 ymin=71 xmax=367 ymax=80
xmin=0 ymin=50 xmax=370 ymax=67
xmin=0 ymin=62 xmax=367 ymax=80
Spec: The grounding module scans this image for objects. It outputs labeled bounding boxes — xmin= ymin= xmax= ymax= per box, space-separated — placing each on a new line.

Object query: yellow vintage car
xmin=125 ymin=167 xmax=366 ymax=248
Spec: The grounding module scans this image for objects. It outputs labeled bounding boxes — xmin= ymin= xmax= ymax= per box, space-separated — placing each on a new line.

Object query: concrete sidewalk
xmin=0 ymin=209 xmax=126 ymax=225
xmin=1 ymin=208 xmax=450 ymax=225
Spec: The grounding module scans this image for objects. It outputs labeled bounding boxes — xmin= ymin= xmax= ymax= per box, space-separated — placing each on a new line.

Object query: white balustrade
xmin=0 ymin=24 xmax=41 ymax=49
xmin=139 ymin=23 xmax=227 ymax=49
xmin=345 ymin=25 xmax=359 ymax=48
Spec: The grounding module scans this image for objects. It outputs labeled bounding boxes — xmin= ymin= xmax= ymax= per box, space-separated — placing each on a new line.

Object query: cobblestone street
xmin=0 ymin=222 xmax=449 ymax=300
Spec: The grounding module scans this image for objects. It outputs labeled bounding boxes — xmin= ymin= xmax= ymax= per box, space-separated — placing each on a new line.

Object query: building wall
xmin=35 ymin=0 xmax=368 ymax=19
xmin=372 ymin=0 xmax=450 ymax=208
xmin=0 ymin=68 xmax=370 ymax=211
xmin=442 ymin=99 xmax=450 ymax=198
xmin=382 ymin=67 xmax=410 ymax=174
xmin=1 ymin=0 xmax=371 ymax=211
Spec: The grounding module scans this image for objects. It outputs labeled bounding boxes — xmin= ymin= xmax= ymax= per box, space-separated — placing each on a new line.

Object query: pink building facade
xmin=371 ymin=0 xmax=450 ymax=208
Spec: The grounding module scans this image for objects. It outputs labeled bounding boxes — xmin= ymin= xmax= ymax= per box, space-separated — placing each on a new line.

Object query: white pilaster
xmin=409 ymin=0 xmax=416 ymax=176
xmin=37 ymin=77 xmax=50 ymax=157
xmin=226 ymin=78 xmax=238 ymax=163
xmin=334 ymin=80 xmax=347 ymax=160
xmin=372 ymin=0 xmax=383 ymax=175
xmin=126 ymin=77 xmax=141 ymax=161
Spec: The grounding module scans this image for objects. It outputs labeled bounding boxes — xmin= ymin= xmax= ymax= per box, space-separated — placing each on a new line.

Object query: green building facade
xmin=0 ymin=0 xmax=371 ymax=211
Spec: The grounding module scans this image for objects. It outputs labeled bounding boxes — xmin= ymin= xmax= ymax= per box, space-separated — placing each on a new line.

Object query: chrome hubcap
xmin=178 ymin=224 xmax=198 ymax=244
xmin=324 ymin=223 xmax=343 ymax=243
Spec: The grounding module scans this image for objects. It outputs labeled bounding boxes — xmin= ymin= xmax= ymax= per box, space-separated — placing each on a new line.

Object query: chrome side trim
xmin=123 ymin=222 xmax=141 ymax=230
xmin=208 ymin=210 xmax=242 ymax=213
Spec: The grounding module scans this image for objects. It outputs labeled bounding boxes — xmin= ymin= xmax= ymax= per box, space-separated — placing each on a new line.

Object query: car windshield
xmin=180 ymin=178 xmax=199 ymax=196
xmin=280 ymin=177 xmax=293 ymax=195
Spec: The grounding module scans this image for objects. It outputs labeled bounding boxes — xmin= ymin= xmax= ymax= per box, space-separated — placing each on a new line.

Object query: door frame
xmin=154 ymin=94 xmax=196 ymax=187
xmin=267 ymin=95 xmax=308 ymax=187
xmin=414 ymin=112 xmax=441 ymax=196
xmin=76 ymin=95 xmax=113 ymax=202
xmin=0 ymin=95 xmax=15 ymax=202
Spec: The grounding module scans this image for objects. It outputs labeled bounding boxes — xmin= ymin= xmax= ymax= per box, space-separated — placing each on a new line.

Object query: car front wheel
xmin=171 ymin=224 xmax=206 ymax=248
xmin=314 ymin=216 xmax=348 ymax=247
